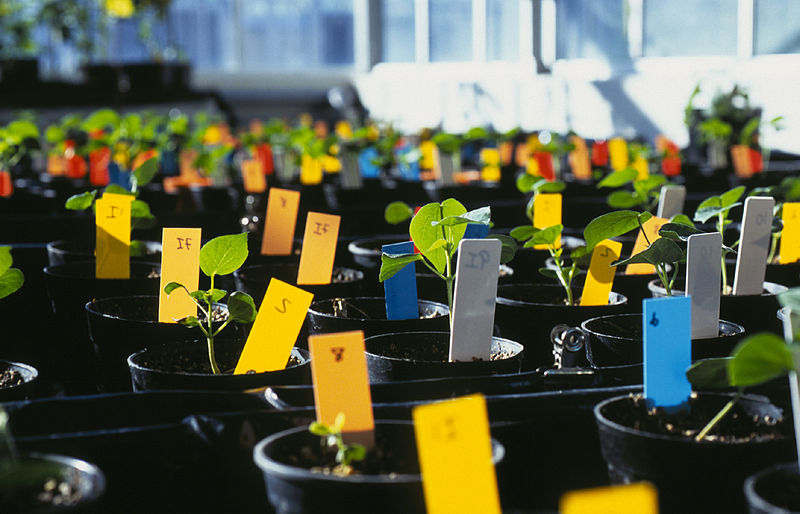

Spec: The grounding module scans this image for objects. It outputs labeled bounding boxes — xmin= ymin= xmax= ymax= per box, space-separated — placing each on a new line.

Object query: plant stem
xmin=206 ymin=333 xmax=220 ymax=374
xmin=695 ymin=391 xmax=741 ymax=442
xmin=656 ymin=263 xmax=672 ymax=296
xmin=206 ymin=274 xmax=220 ymax=374
xmin=550 ymin=247 xmax=573 ymax=306
xmin=767 ymin=232 xmax=779 ymax=264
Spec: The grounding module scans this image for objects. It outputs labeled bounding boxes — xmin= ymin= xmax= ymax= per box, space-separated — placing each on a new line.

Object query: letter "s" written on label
xmin=274 ymin=298 xmax=292 ymax=313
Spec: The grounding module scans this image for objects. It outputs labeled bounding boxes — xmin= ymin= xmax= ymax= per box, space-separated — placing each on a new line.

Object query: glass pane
xmin=755 ymin=0 xmax=800 ymax=54
xmin=430 ymin=0 xmax=473 ymax=62
xmin=381 ymin=0 xmax=415 ymax=62
xmin=169 ymin=0 xmax=237 ymax=71
xmin=555 ymin=0 xmax=629 ymax=61
xmin=487 ymin=0 xmax=519 ymax=61
xmin=643 ymin=0 xmax=737 ymax=56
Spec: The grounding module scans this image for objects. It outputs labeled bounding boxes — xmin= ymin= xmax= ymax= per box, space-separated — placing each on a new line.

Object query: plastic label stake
xmin=382 ymin=242 xmax=418 ymax=320
xmin=413 ymin=394 xmax=501 ymax=514
xmin=686 ymin=232 xmax=722 ymax=339
xmin=560 ymin=483 xmax=658 ymax=514
xmin=643 ymin=295 xmax=692 ymax=409
xmin=449 ymin=239 xmax=502 ymax=362
xmin=241 ymin=159 xmax=266 ymax=193
xmin=533 ymin=193 xmax=562 ymax=250
xmin=580 ymin=239 xmax=622 ymax=306
xmin=656 ymin=185 xmax=686 ymax=219
xmin=158 ymin=228 xmax=202 ymax=323
xmin=339 ymin=150 xmax=362 ymax=190
xmin=261 ymin=188 xmax=300 ymax=256
xmin=95 ymin=192 xmax=134 ymax=279
xmin=608 ymin=137 xmax=629 ymax=171
xmin=235 ymin=278 xmax=313 ymax=374
xmin=419 ymin=141 xmax=436 ymax=170
xmin=632 ymin=156 xmax=649 ymax=181
xmin=299 ymin=154 xmax=323 ymax=185
xmin=309 ymin=330 xmax=374 ymax=447
xmin=780 ymin=202 xmax=800 ymax=264
xmin=297 ymin=212 xmax=341 ymax=285
xmin=626 ymin=216 xmax=668 ymax=275
xmin=733 ymin=196 xmax=775 ymax=296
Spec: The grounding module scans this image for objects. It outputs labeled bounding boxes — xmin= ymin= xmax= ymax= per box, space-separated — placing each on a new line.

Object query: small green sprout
xmin=0 ymin=247 xmax=23 ymax=300
xmin=308 ymin=413 xmax=367 ymax=476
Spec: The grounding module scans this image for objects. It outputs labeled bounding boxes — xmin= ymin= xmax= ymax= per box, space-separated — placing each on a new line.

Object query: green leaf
xmin=379 ymin=253 xmax=422 ymax=282
xmin=0 ymin=268 xmax=23 ymax=300
xmin=129 ymin=240 xmax=145 ymax=257
xmin=669 ymin=214 xmax=695 ymax=228
xmin=309 ymin=421 xmax=330 ymax=436
xmin=64 ymin=190 xmax=97 ymax=210
xmin=728 ymin=333 xmax=795 ymax=387
xmin=516 ymin=173 xmax=538 ymax=193
xmin=537 ymin=181 xmax=567 ymax=194
xmin=177 ymin=315 xmax=200 ymax=327
xmin=104 ymin=184 xmax=133 ymax=196
xmin=409 ymin=199 xmax=467 ymax=275
xmin=189 ymin=290 xmax=207 ymax=303
xmin=426 ymin=239 xmax=448 ymax=252
xmin=538 ymin=267 xmax=558 ymax=280
xmin=528 ymin=224 xmax=563 ymax=246
xmin=164 ymin=282 xmax=187 ymax=295
xmin=597 ymin=168 xmax=637 ymax=188
xmin=570 ymin=245 xmax=592 ymax=268
xmin=686 ymin=357 xmax=731 ymax=389
xmin=228 ymin=292 xmax=257 ymax=323
xmin=612 ymin=237 xmax=685 ymax=267
xmin=584 ymin=210 xmax=652 ymax=250
xmin=384 ymin=201 xmax=413 ymax=224
xmin=658 ymin=222 xmax=702 ymax=242
xmin=635 ymin=174 xmax=667 ymax=194
xmin=200 ymin=233 xmax=249 ymax=277
xmin=130 ymin=199 xmax=156 ymax=229
xmin=345 ymin=443 xmax=367 ymax=463
xmin=720 ymin=186 xmax=746 ymax=208
xmin=82 ymin=109 xmax=120 ymax=131
xmin=490 ymin=234 xmax=518 ymax=264
xmin=0 ymin=247 xmax=11 ymax=276
xmin=133 ymin=157 xmax=159 ymax=186
xmin=45 ymin=125 xmax=65 ymax=143
xmin=432 ymin=216 xmax=471 ymax=228
xmin=461 ymin=206 xmax=492 ymax=224
xmin=209 ymin=289 xmax=227 ymax=303
xmin=607 ymin=190 xmax=643 ymax=209
xmin=510 ymin=225 xmax=536 ymax=242
xmin=694 ymin=202 xmax=743 ymax=224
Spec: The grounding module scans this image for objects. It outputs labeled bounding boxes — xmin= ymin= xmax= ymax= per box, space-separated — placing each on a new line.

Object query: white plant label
xmin=733 ymin=196 xmax=774 ymax=296
xmin=657 ymin=185 xmax=686 ymax=219
xmin=449 ymin=239 xmax=502 ymax=362
xmin=340 ymin=150 xmax=362 ymax=189
xmin=686 ymin=232 xmax=722 ymax=339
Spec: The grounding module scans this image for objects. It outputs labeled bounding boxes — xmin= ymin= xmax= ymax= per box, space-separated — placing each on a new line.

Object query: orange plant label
xmin=158 ymin=228 xmax=202 ymax=323
xmin=626 ymin=216 xmax=668 ymax=275
xmin=95 ymin=193 xmax=134 ymax=279
xmin=297 ymin=212 xmax=341 ymax=285
xmin=261 ymin=188 xmax=300 ymax=256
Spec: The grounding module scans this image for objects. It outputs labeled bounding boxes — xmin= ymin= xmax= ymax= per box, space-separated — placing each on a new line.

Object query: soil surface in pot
xmin=137 ymin=346 xmax=303 ymax=374
xmin=373 ymin=339 xmax=512 ymax=362
xmin=323 ymin=298 xmax=442 ymax=320
xmin=0 ymin=369 xmax=23 ymax=388
xmin=1 ymin=464 xmax=84 ymax=511
xmin=101 ymin=298 xmax=228 ymax=324
xmin=609 ymin=394 xmax=788 ymax=443
xmin=752 ymin=467 xmax=800 ymax=511
xmin=273 ymin=431 xmax=420 ymax=477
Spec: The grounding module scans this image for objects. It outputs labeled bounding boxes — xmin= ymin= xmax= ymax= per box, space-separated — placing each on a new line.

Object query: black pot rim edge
xmin=743 ymin=461 xmax=800 ymax=513
xmin=363 ymin=331 xmax=523 ymax=365
xmin=308 ymin=297 xmax=449 ymax=321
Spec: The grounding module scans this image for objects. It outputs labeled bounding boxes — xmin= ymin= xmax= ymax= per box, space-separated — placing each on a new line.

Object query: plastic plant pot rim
xmin=363 ymin=331 xmax=523 ymax=365
xmin=43 ymin=261 xmax=160 ymax=279
xmin=47 ymin=239 xmax=162 ymax=254
xmin=347 ymin=237 xmax=406 ymax=258
xmin=127 ymin=344 xmax=308 ymax=379
xmin=743 ymin=462 xmax=800 ymax=514
xmin=253 ymin=421 xmax=505 ymax=485
xmin=495 ymin=283 xmax=627 ymax=308
xmin=581 ymin=313 xmax=744 ymax=343
xmin=307 ymin=297 xmax=449 ymax=322
xmin=647 ymin=279 xmax=788 ymax=297
xmin=17 ymin=452 xmax=106 ymax=504
xmin=594 ymin=394 xmax=787 ymax=448
xmin=0 ymin=360 xmax=38 ymax=389
xmin=85 ymin=296 xmax=229 ymax=326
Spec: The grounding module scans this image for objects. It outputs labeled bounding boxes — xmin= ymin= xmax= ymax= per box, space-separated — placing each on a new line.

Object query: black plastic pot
xmin=43 ymin=261 xmax=161 ymax=394
xmin=0 ymin=452 xmax=106 ymax=513
xmin=253 ymin=421 xmax=504 ymax=514
xmin=595 ymin=393 xmax=794 ymax=514
xmin=127 ymin=339 xmax=311 ymax=392
xmin=494 ymin=283 xmax=629 ymax=371
xmin=347 ymin=236 xmax=406 ymax=270
xmin=364 ymin=331 xmax=523 ymax=383
xmin=46 ymin=239 xmax=162 ymax=267
xmin=307 ymin=297 xmax=449 ymax=338
xmin=744 ymin=462 xmax=800 ymax=513
xmin=417 ymin=263 xmax=514 ymax=304
xmin=0 ymin=360 xmax=38 ymax=402
xmin=506 ymin=235 xmax=585 ymax=283
xmin=648 ymin=279 xmax=787 ymax=335
xmin=86 ymin=295 xmax=245 ymax=392
xmin=234 ymin=262 xmax=365 ymax=305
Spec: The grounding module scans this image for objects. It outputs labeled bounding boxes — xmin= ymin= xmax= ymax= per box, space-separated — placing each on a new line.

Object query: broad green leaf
xmin=0 ymin=247 xmax=11 ymax=276
xmin=634 ymin=175 xmax=667 ymax=194
xmin=510 ymin=225 xmax=536 ymax=242
xmin=228 ymin=292 xmax=257 ymax=323
xmin=0 ymin=268 xmax=23 ymax=300
xmin=409 ymin=199 xmax=467 ymax=275
xmin=584 ymin=210 xmax=652 ymax=250
xmin=728 ymin=333 xmax=795 ymax=387
xmin=308 ymin=421 xmax=330 ymax=436
xmin=129 ymin=240 xmax=145 ymax=257
xmin=612 ymin=237 xmax=684 ymax=267
xmin=516 ymin=173 xmax=538 ymax=193
xmin=44 ymin=125 xmax=65 ymax=143
xmin=209 ymin=289 xmax=227 ymax=303
xmin=464 ymin=127 xmax=489 ymax=140
xmin=200 ymin=233 xmax=249 ymax=277
xmin=461 ymin=206 xmax=491 ymax=224
xmin=658 ymin=222 xmax=702 ymax=242
xmin=527 ymin=224 xmax=563 ymax=246
xmin=570 ymin=245 xmax=592 ymax=268
xmin=133 ymin=157 xmax=159 ymax=186
xmin=379 ymin=253 xmax=422 ymax=282
xmin=177 ymin=315 xmax=200 ymax=328
xmin=607 ymin=190 xmax=643 ymax=209
xmin=190 ymin=290 xmax=207 ymax=303
xmin=537 ymin=181 xmax=567 ymax=194
xmin=346 ymin=443 xmax=367 ymax=462
xmin=131 ymin=199 xmax=156 ymax=229
xmin=597 ymin=168 xmax=637 ymax=188
xmin=426 ymin=240 xmax=448 ymax=252
xmin=538 ymin=267 xmax=558 ymax=280
xmin=694 ymin=202 xmax=742 ymax=224
xmin=104 ymin=184 xmax=133 ymax=196
xmin=164 ymin=282 xmax=187 ymax=295
xmin=82 ymin=109 xmax=120 ymax=131
xmin=64 ymin=190 xmax=97 ymax=210
xmin=7 ymin=120 xmax=39 ymax=141
xmin=384 ymin=201 xmax=413 ymax=224
xmin=686 ymin=357 xmax=731 ymax=389
xmin=669 ymin=214 xmax=695 ymax=228
xmin=432 ymin=216 xmax=471 ymax=228
xmin=490 ymin=234 xmax=518 ymax=264
xmin=720 ymin=186 xmax=746 ymax=208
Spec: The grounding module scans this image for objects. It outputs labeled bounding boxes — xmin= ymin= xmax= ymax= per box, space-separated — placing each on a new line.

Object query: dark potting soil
xmin=275 ymin=432 xmax=419 ymax=478
xmin=378 ymin=341 xmax=509 ymax=362
xmin=0 ymin=369 xmax=24 ymax=389
xmin=138 ymin=348 xmax=303 ymax=375
xmin=753 ymin=468 xmax=800 ymax=511
xmin=608 ymin=394 xmax=788 ymax=443
xmin=104 ymin=299 xmax=227 ymax=324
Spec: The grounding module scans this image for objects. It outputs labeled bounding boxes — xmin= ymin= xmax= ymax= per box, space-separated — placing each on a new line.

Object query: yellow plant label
xmin=300 ymin=154 xmax=323 ymax=185
xmin=609 ymin=137 xmax=629 ymax=171
xmin=420 ymin=141 xmax=436 ymax=170
xmin=158 ymin=228 xmax=202 ymax=323
xmin=632 ymin=155 xmax=649 ymax=180
xmin=95 ymin=193 xmax=133 ymax=279
xmin=626 ymin=216 xmax=668 ymax=275
xmin=261 ymin=188 xmax=300 ymax=256
xmin=560 ymin=482 xmax=658 ymax=514
xmin=297 ymin=212 xmax=341 ymax=285
xmin=235 ymin=279 xmax=313 ymax=374
xmin=335 ymin=121 xmax=353 ymax=140
xmin=480 ymin=148 xmax=501 ymax=182
xmin=241 ymin=159 xmax=266 ymax=193
xmin=413 ymin=394 xmax=501 ymax=514
xmin=533 ymin=193 xmax=562 ymax=250
xmin=580 ymin=239 xmax=623 ymax=306
xmin=309 ymin=330 xmax=374 ymax=447
xmin=781 ymin=202 xmax=800 ymax=264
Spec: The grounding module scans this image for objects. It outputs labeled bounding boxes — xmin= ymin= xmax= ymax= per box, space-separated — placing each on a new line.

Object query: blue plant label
xmin=395 ymin=144 xmax=420 ymax=181
xmin=686 ymin=232 xmax=721 ymax=339
xmin=383 ymin=241 xmax=419 ymax=320
xmin=108 ymin=162 xmax=126 ymax=188
xmin=643 ymin=295 xmax=692 ymax=409
xmin=449 ymin=239 xmax=502 ymax=362
xmin=733 ymin=196 xmax=775 ymax=295
xmin=463 ymin=223 xmax=489 ymax=239
xmin=358 ymin=147 xmax=381 ymax=179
